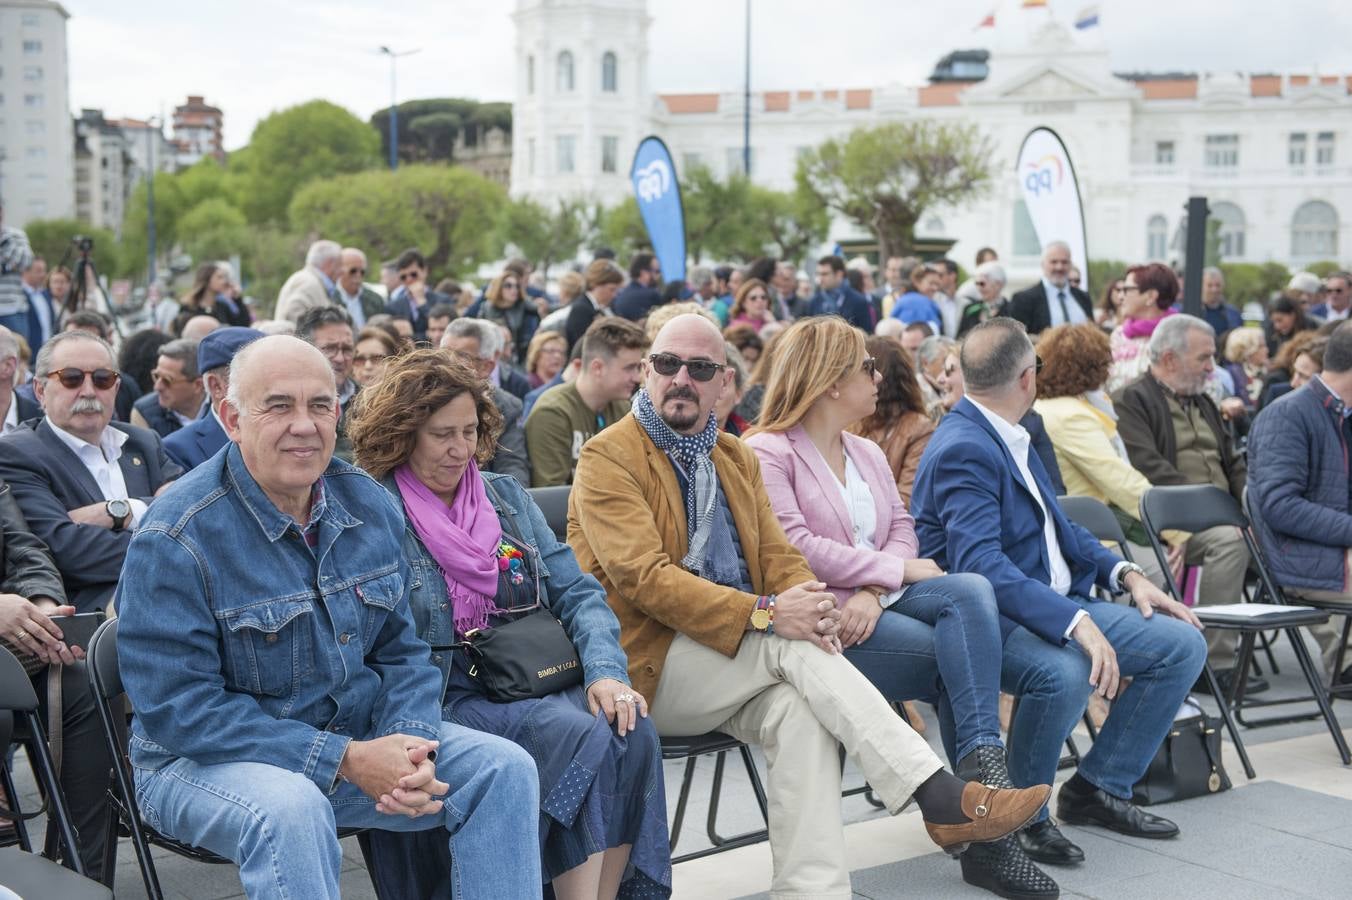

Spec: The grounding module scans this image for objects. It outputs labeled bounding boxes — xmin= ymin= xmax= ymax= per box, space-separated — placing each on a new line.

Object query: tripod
xmin=55 ymin=240 xmax=124 ymax=340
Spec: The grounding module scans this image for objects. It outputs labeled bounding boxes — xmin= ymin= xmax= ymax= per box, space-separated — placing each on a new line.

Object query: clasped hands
xmin=339 ymin=734 xmax=447 ymax=818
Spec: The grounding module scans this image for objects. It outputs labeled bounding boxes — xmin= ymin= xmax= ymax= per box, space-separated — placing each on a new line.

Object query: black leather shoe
xmin=1056 ymin=781 xmax=1179 ymax=839
xmin=1193 ymin=667 xmax=1269 ymax=697
xmin=1017 ymin=819 xmax=1084 ymax=866
xmin=961 ymin=836 xmax=1059 ymax=900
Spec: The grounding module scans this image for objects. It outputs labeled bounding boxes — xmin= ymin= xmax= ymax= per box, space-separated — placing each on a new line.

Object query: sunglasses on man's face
xmin=398 ymin=271 xmax=421 ymax=282
xmin=347 ymin=266 xmax=366 ymax=276
xmin=48 ymin=367 xmax=119 ymax=390
xmin=647 ymin=352 xmax=725 ymax=382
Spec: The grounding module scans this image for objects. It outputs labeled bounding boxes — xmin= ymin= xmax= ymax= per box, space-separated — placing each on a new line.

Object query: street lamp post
xmin=146 ymin=117 xmax=158 ymax=287
xmin=378 ymin=46 xmax=421 ymax=171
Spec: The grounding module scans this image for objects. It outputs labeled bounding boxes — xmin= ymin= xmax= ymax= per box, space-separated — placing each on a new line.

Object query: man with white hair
xmin=1007 ymin=242 xmax=1092 ymax=335
xmin=334 ymin=247 xmax=385 ymax=328
xmin=958 ymin=261 xmax=1009 ymax=337
xmin=439 ymin=318 xmax=530 ymax=487
xmin=1287 ymin=271 xmax=1323 ymax=314
xmin=1312 ymin=271 xmax=1352 ymax=323
xmin=275 ymin=239 xmax=342 ymax=323
xmin=0 ymin=325 xmax=41 ymax=433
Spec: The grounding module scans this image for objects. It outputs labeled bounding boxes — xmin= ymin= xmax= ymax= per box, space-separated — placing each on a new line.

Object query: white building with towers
xmin=510 ymin=0 xmax=1352 ymax=273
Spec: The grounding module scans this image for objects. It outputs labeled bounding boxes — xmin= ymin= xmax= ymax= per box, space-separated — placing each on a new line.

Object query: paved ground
xmin=7 ymin=628 xmax=1351 ymax=898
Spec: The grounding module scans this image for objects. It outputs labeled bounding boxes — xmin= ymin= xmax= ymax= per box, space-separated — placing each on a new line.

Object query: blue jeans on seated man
xmin=994 ymin=596 xmax=1206 ymax=822
xmin=844 ymin=573 xmax=1005 ymax=764
xmin=131 ymin=720 xmax=541 ymax=900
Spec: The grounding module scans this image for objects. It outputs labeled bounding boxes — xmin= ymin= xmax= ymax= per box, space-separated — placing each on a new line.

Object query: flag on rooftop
xmin=974 ymin=9 xmax=996 ymax=29
xmin=1075 ymin=5 xmax=1101 ymax=28
xmin=1022 ymin=0 xmax=1048 ymax=8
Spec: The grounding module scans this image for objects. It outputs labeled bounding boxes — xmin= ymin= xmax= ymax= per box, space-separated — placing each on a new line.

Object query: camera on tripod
xmin=71 ymin=235 xmax=94 ymax=252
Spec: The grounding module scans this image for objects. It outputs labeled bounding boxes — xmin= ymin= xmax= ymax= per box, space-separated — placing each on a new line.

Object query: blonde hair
xmin=1224 ymin=327 xmax=1265 ymax=364
xmin=557 ymin=271 xmax=585 ymax=304
xmin=750 ymin=317 xmax=867 ymax=435
xmin=525 ymin=329 xmax=567 ymax=376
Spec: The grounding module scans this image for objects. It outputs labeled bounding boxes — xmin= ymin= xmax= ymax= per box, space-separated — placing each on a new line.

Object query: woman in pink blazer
xmin=745 ymin=318 xmax=1036 ymax=893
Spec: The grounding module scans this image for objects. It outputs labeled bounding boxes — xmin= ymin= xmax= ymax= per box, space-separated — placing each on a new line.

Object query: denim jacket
xmin=382 ymin=471 xmax=630 ymax=701
xmin=119 ymin=445 xmax=443 ymax=793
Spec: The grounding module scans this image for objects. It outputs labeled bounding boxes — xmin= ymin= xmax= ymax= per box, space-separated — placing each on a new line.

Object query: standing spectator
xmin=727 ymin=278 xmax=776 ymax=332
xmin=771 ymin=260 xmax=803 ymax=319
xmin=932 ymin=258 xmax=961 ymax=337
xmin=1198 ymin=267 xmax=1245 ymax=338
xmin=19 ymin=256 xmax=56 ymax=352
xmin=0 ymin=331 xmax=182 ymax=610
xmin=525 ymin=318 xmax=644 ymax=487
xmin=1222 ymin=328 xmax=1269 ymax=413
xmin=957 ymin=262 xmax=1008 ymax=338
xmin=564 ymin=259 xmax=623 ymax=350
xmin=44 ymin=264 xmax=71 ymax=323
xmin=0 ymin=201 xmax=35 ymax=340
xmin=424 ymin=303 xmax=455 ymax=348
xmin=386 ymin=248 xmax=452 ymax=341
xmin=612 ymin=252 xmax=664 ymax=321
xmin=130 ymin=338 xmax=206 ymax=438
xmin=440 ymin=319 xmax=530 ymax=487
xmin=0 ymin=326 xmax=41 ymax=432
xmin=1007 ymin=242 xmax=1092 ymax=335
xmin=1264 ymin=294 xmax=1319 ymax=357
xmin=888 ymin=264 xmax=944 ymax=335
xmin=378 ymin=258 xmax=400 ymax=297
xmin=352 ymin=326 xmax=399 ymax=388
xmin=524 ymin=330 xmax=567 ymax=389
xmin=1096 ymin=278 xmax=1125 ymax=331
xmin=1312 ymin=271 xmax=1352 ymax=322
xmin=480 ymin=271 xmax=541 ymax=365
xmin=1105 ymin=263 xmax=1178 ymax=395
xmin=808 ymin=255 xmax=873 ymax=332
xmin=851 ymin=336 xmax=936 ymax=507
xmin=162 ymin=327 xmax=263 ymax=471
xmin=334 ymin=247 xmax=385 ymax=328
xmin=688 ymin=265 xmax=717 ymax=314
xmin=275 ymin=239 xmax=341 ymax=324
xmin=879 ymin=255 xmax=908 ymax=317
xmin=1113 ymin=315 xmax=1254 ymax=692
xmin=296 ymin=306 xmax=359 ymax=462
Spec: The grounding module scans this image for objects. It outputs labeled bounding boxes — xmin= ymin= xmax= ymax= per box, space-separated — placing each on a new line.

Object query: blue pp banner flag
xmin=630 ymin=136 xmax=687 ymax=283
xmin=1017 ymin=126 xmax=1090 ymax=293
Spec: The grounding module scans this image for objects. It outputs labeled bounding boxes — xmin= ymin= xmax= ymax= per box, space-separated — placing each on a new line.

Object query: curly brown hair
xmin=347 ymin=348 xmax=504 ymax=479
xmin=1036 ymin=323 xmax=1112 ymax=399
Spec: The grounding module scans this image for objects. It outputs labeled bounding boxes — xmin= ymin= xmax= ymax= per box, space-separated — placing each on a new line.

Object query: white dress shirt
xmin=337 ymin=287 xmax=367 ymax=328
xmin=1041 ymin=277 xmax=1087 ymax=328
xmin=46 ymin=422 xmax=149 ymax=527
xmin=828 ymin=449 xmax=907 ymax=607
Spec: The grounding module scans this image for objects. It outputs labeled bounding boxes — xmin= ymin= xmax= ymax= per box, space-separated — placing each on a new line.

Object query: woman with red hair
xmin=1105 ymin=263 xmax=1178 ymax=394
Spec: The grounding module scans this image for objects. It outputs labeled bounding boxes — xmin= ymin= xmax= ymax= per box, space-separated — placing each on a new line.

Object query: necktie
xmin=1057 ymin=289 xmax=1071 ymax=324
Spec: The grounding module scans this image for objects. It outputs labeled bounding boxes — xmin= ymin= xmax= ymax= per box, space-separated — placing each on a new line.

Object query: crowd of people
xmin=2 ymin=191 xmax=1352 ymax=899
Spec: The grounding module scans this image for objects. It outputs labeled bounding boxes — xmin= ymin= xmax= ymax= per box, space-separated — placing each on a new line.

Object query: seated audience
xmin=1264 ymin=294 xmax=1319 ymax=358
xmin=386 ymin=248 xmax=452 ymax=341
xmin=180 ymin=313 xmax=223 ymax=342
xmin=732 ymin=326 xmax=784 ymax=426
xmin=1261 ymin=333 xmax=1325 ymax=408
xmin=569 ymin=312 xmax=1049 ymax=898
xmin=1222 ymin=328 xmax=1269 ymax=414
xmin=297 ymin=306 xmax=360 ymax=463
xmin=424 ymin=302 xmax=455 ymax=348
xmin=275 ymin=240 xmax=341 ymax=324
xmin=727 ymin=279 xmax=775 ymax=333
xmin=0 ymin=331 xmax=181 ymax=610
xmin=917 ymin=335 xmax=958 ymax=402
xmin=333 ymin=246 xmax=386 ymax=328
xmin=440 ymin=319 xmax=530 ymax=487
xmin=957 ymin=262 xmax=1008 ymax=338
xmin=348 ymin=350 xmax=670 ymax=898
xmin=118 ymin=328 xmax=172 ymax=395
xmin=525 ymin=318 xmax=645 ymax=487
xmin=715 ymin=343 xmax=750 ymax=436
xmin=524 ymin=340 xmax=581 ymax=420
xmin=1248 ymin=322 xmax=1352 ymax=685
xmin=851 ymin=335 xmax=935 ymax=506
xmin=1198 ymin=267 xmax=1245 ymax=340
xmin=481 ymin=271 xmax=541 ymax=366
xmin=353 ymin=326 xmax=399 ymax=388
xmin=1105 ymin=263 xmax=1178 ymax=395
xmin=1095 ymin=278 xmax=1124 ymax=332
xmin=163 ymin=327 xmax=263 ymax=471
xmin=117 ymin=335 xmax=541 ymax=900
xmin=611 ymin=253 xmax=664 ymax=322
xmin=0 ymin=326 xmax=42 ymax=433
xmin=1113 ymin=315 xmax=1253 ymax=691
xmin=646 ymin=301 xmax=714 ymax=344
xmin=55 ymin=311 xmax=142 ymax=421
xmin=746 ymin=317 xmax=1052 ymax=898
xmin=1310 ymin=271 xmax=1351 ymax=322
xmin=565 ymin=259 xmax=624 ymax=350
xmin=722 ymin=322 xmax=763 ymax=366
xmin=913 ymin=317 xmax=1206 ymax=868
xmin=130 ymin=338 xmax=205 ymax=438
xmin=525 ymin=330 xmax=568 ymax=389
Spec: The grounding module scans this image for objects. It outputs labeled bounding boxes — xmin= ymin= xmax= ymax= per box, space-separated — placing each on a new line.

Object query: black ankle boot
xmin=960 ymin=836 xmax=1060 ymax=900
xmin=958 ymin=744 xmax=1016 ymax=790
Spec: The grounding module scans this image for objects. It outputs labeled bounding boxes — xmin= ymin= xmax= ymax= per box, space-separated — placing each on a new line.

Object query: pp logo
xmin=1024 ymin=155 xmax=1064 ymax=197
xmin=635 ymin=159 xmax=672 ymax=202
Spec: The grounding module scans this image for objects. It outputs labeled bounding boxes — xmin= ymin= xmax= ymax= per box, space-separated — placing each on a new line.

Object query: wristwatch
xmin=106 ymin=498 xmax=132 ymax=532
xmin=1115 ymin=562 xmax=1147 ymax=592
xmin=749 ymin=595 xmax=776 ymax=633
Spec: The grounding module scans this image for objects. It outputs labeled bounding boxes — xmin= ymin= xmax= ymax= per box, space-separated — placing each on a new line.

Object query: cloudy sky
xmin=65 ymin=0 xmax=1352 ymax=149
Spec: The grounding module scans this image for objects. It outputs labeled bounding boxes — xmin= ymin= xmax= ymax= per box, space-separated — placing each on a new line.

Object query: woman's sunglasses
xmin=47 ymin=367 xmax=119 ymax=390
xmin=647 ymin=352 xmax=726 ymax=382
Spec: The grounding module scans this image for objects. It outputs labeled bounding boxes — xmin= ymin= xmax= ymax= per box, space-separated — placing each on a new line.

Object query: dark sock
xmin=914 ymin=769 xmax=971 ymax=825
xmin=1064 ymin=772 xmax=1095 ymax=795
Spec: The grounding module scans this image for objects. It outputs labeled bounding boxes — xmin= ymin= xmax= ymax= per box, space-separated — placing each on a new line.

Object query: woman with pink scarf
xmin=1105 ymin=263 xmax=1179 ymax=395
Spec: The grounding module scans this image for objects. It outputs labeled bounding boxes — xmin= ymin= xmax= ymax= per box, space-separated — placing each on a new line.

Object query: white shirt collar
xmin=46 ymin=420 xmax=128 ymax=461
xmin=3 ymin=391 xmax=19 ymax=433
xmin=967 ymin=396 xmax=1030 ymax=455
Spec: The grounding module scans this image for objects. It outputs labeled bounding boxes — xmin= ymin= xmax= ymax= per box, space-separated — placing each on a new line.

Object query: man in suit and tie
xmin=275 ymin=239 xmax=342 ymax=324
xmin=130 ymin=338 xmax=207 ymax=438
xmin=163 ymin=326 xmax=263 ymax=471
xmin=20 ymin=255 xmax=56 ymax=351
xmin=912 ymin=317 xmax=1206 ymax=869
xmin=1007 ymin=242 xmax=1093 ymax=336
xmin=0 ymin=330 xmax=182 ymax=610
xmin=0 ymin=326 xmax=41 ymax=433
xmin=385 ymin=248 xmax=452 ymax=341
xmin=808 ymin=254 xmax=873 ymax=331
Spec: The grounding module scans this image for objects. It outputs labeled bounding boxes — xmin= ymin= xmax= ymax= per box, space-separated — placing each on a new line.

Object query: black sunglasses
xmin=48 ymin=367 xmax=119 ymax=390
xmin=347 ymin=266 xmax=366 ymax=276
xmin=861 ymin=357 xmax=878 ymax=378
xmin=648 ymin=352 xmax=725 ymax=382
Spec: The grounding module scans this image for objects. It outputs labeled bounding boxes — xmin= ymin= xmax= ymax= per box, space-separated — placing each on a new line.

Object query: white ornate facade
xmin=512 ymin=1 xmax=1352 ymax=280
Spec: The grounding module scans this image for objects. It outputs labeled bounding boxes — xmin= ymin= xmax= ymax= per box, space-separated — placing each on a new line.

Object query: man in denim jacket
xmin=117 ymin=335 xmax=541 ymax=899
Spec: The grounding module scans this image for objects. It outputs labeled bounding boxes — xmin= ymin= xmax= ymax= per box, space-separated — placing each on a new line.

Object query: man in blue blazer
xmin=912 ymin=318 xmax=1205 ymax=871
xmin=807 ymin=255 xmax=874 ymax=331
xmin=164 ymin=326 xmax=262 ymax=471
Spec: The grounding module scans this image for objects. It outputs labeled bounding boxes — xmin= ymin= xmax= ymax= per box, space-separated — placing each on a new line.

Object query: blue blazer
xmin=911 ymin=397 xmax=1121 ymax=644
xmin=162 ymin=412 xmax=229 ymax=471
xmin=808 ymin=285 xmax=874 ymax=331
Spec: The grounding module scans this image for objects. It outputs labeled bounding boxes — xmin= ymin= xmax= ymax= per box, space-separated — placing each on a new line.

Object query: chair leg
xmin=98 ymin=698 xmax=165 ymax=900
xmin=1285 ymin=627 xmax=1352 ymax=765
xmin=1202 ymin=661 xmax=1256 ymax=779
xmin=1330 ymin=616 xmax=1352 ymax=699
xmin=667 ymin=756 xmax=698 ymax=853
xmin=739 ymin=745 xmax=770 ymax=825
xmin=0 ymin=759 xmax=33 ymax=852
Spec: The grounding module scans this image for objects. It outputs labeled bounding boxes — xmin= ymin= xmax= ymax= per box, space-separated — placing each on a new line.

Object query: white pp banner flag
xmin=1017 ymin=127 xmax=1089 ymax=291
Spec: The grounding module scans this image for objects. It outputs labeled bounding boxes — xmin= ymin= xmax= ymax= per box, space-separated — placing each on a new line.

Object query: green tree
xmin=1220 ymin=262 xmax=1291 ymax=308
xmin=177 ymin=198 xmax=251 ymax=265
xmin=236 ymin=100 xmax=381 ymax=224
xmin=598 ymin=198 xmax=649 ymax=260
xmin=288 ymin=164 xmax=506 ymax=277
xmin=796 ymin=121 xmax=994 ymax=260
xmin=501 ymin=196 xmax=585 ymax=274
xmin=737 ymin=184 xmax=829 ymax=265
xmin=371 ymin=99 xmax=512 ymax=164
xmin=21 ymin=219 xmax=130 ymax=279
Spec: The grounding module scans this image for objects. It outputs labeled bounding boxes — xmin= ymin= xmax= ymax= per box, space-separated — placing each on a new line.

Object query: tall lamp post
xmin=145 ymin=116 xmax=159 ymax=288
xmin=378 ymin=46 xmax=421 ymax=170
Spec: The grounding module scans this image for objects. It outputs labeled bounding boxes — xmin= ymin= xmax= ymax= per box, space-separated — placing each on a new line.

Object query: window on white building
xmin=1316 ymin=132 xmax=1335 ymax=167
xmin=725 ymin=147 xmax=754 ymax=176
xmin=22 ymin=66 xmax=41 ymax=82
xmin=29 ymin=201 xmax=46 ymax=216
xmin=25 ymin=120 xmax=43 ymax=135
xmin=556 ymin=51 xmax=574 ymax=93
xmin=601 ymin=52 xmax=618 ymax=93
xmin=601 ymin=136 xmax=618 ymax=173
xmin=1204 ymin=134 xmax=1238 ymax=168
xmin=556 ymin=135 xmax=576 ymax=174
xmin=1291 ymin=200 xmax=1338 ymax=259
xmin=26 ymin=172 xmax=46 ymax=184
xmin=22 ymin=13 xmax=39 ymax=26
xmin=23 ymin=94 xmax=42 ymax=109
xmin=22 ymin=40 xmax=41 ymax=54
xmin=527 ymin=138 xmax=536 ymax=175
xmin=25 ymin=147 xmax=44 ymax=160
xmin=682 ymin=152 xmax=704 ymax=172
xmin=1013 ymin=201 xmax=1041 ymax=257
xmin=1288 ymin=133 xmax=1307 ymax=167
xmin=1146 ymin=215 xmax=1168 ymax=260
xmin=526 ymin=56 xmax=534 ymax=95
xmin=1210 ymin=201 xmax=1247 ymax=259
xmin=1154 ymin=141 xmax=1174 ymax=166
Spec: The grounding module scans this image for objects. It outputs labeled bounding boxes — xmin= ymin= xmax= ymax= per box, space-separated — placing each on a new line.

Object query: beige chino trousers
xmin=651 ymin=632 xmax=944 ymax=900
xmin=1185 ymin=524 xmax=1252 ymax=666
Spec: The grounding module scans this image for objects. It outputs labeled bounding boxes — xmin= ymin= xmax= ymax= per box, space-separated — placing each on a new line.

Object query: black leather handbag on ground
xmin=1131 ymin=699 xmax=1231 ymax=806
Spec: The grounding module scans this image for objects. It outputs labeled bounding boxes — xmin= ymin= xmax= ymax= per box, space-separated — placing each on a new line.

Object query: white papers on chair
xmin=1195 ymin=603 xmax=1297 ymax=620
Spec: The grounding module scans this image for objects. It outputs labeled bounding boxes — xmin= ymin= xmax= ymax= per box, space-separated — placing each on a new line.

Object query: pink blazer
xmin=745 ymin=425 xmax=917 ymax=605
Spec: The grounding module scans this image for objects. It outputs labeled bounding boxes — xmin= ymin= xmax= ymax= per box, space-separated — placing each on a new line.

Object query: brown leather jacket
xmin=855 ymin=411 xmax=935 ymax=508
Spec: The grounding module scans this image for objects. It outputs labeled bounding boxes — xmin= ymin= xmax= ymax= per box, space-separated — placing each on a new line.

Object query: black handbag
xmin=1131 ymin=700 xmax=1231 ymax=806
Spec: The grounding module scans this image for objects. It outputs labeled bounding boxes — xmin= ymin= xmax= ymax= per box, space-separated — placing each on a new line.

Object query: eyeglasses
xmin=1121 ymin=284 xmax=1142 ymax=294
xmin=647 ymin=352 xmax=726 ymax=382
xmin=861 ymin=357 xmax=878 ymax=378
xmin=317 ymin=343 xmax=356 ymax=359
xmin=398 ymin=271 xmax=421 ymax=282
xmin=1023 ymin=355 xmax=1044 ymax=377
xmin=47 ymin=367 xmax=119 ymax=390
xmin=346 ymin=266 xmax=366 ymax=276
xmin=151 ymin=368 xmax=187 ymax=386
xmin=1328 ymin=286 xmax=1347 ymax=294
xmin=747 ymin=292 xmax=768 ymax=302
xmin=354 ymin=353 xmax=387 ymax=365
xmin=1068 ymin=277 xmax=1082 ymax=286
xmin=502 ymin=281 xmax=519 ymax=290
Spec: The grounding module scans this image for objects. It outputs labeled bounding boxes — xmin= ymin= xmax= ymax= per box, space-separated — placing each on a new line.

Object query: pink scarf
xmin=395 ymin=461 xmax=502 ymax=635
xmin=1121 ymin=307 xmax=1176 ymax=340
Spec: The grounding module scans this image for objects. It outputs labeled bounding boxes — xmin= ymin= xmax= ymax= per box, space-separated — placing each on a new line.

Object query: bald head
xmin=645 ymin=313 xmax=733 ymax=435
xmin=182 ymin=315 xmax=223 ymax=342
xmin=959 ymin=318 xmax=1035 ymax=400
xmin=651 ymin=313 xmax=726 ymax=361
xmin=339 ymin=247 xmax=368 ymax=295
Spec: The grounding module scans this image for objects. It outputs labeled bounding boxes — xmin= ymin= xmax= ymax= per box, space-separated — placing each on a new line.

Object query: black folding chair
xmin=661 ymin=732 xmax=769 ymax=864
xmin=85 ymin=618 xmax=370 ymax=899
xmin=0 ymin=646 xmax=113 ymax=899
xmin=1140 ymin=485 xmax=1351 ymax=777
xmin=529 ymin=485 xmax=572 ymax=542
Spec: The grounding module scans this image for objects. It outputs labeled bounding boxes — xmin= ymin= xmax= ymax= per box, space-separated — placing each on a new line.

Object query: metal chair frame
xmin=662 ymin=732 xmax=769 ymax=864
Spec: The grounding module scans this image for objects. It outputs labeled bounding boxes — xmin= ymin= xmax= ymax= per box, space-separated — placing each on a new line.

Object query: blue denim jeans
xmin=999 ymin=597 xmax=1206 ymax=822
xmin=844 ymin=573 xmax=1005 ymax=763
xmin=132 ymin=721 xmax=541 ymax=899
